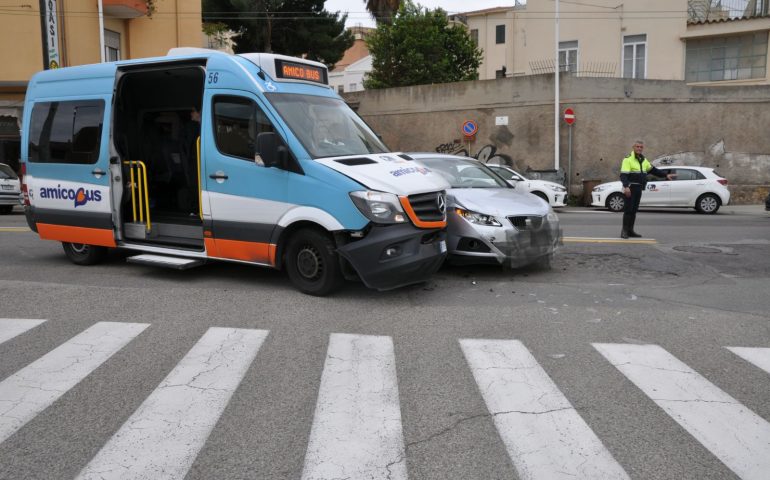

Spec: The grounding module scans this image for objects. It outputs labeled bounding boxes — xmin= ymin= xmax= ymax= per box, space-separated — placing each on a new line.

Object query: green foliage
xmin=364 ymin=1 xmax=482 ymax=89
xmin=202 ymin=0 xmax=353 ymax=67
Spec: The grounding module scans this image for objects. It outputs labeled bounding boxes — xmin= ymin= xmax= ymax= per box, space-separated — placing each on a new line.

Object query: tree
xmin=202 ymin=0 xmax=353 ymax=67
xmin=365 ymin=0 xmax=401 ymax=24
xmin=364 ymin=2 xmax=482 ymax=89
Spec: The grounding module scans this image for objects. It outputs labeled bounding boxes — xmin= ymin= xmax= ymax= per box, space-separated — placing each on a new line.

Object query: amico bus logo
xmin=39 ymin=185 xmax=102 ymax=208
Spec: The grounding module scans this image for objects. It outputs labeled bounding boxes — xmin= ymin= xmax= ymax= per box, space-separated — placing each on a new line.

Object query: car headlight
xmin=455 ymin=207 xmax=502 ymax=226
xmin=350 ymin=191 xmax=407 ymax=224
xmin=593 ymin=184 xmax=610 ymax=192
xmin=546 ymin=210 xmax=559 ymax=222
xmin=546 ymin=184 xmax=567 ymax=192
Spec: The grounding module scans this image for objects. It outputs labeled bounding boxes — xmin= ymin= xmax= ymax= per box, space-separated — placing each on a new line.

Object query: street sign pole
xmin=554 ymin=0 xmax=560 ymax=171
xmin=563 ymin=107 xmax=575 ymax=196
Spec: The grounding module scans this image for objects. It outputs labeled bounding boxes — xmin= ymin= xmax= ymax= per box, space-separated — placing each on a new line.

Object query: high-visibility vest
xmin=620 ymin=152 xmax=654 ymax=174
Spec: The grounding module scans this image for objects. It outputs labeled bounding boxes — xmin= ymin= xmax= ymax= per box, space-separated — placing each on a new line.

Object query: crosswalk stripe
xmin=726 ymin=347 xmax=770 ymax=375
xmin=76 ymin=327 xmax=268 ymax=480
xmin=0 ymin=318 xmax=46 ymax=345
xmin=302 ymin=333 xmax=407 ymax=480
xmin=0 ymin=321 xmax=149 ymax=445
xmin=594 ymin=343 xmax=770 ymax=480
xmin=460 ymin=339 xmax=629 ymax=480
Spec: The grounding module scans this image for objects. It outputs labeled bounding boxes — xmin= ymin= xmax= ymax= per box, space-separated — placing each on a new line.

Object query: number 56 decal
xmin=207 ymin=72 xmax=219 ymax=84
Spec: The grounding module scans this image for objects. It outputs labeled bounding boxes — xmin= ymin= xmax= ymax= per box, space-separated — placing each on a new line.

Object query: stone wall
xmin=344 ymin=75 xmax=770 ymax=204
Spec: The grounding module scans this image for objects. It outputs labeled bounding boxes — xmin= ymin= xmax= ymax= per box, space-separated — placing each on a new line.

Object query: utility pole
xmin=554 ymin=0 xmax=559 ymax=171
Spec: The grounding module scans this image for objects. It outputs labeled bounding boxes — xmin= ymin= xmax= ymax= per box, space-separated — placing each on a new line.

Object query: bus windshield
xmin=267 ymin=93 xmax=388 ymax=159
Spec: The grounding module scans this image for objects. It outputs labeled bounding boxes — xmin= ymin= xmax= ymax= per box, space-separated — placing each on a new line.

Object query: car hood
xmin=315 ymin=153 xmax=451 ymax=196
xmin=448 ymin=187 xmax=550 ymax=216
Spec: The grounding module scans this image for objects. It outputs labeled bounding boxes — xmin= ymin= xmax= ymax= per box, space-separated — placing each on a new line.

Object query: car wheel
xmin=532 ymin=191 xmax=549 ymax=203
xmin=606 ymin=192 xmax=625 ymax=212
xmin=696 ymin=193 xmax=720 ymax=214
xmin=62 ymin=242 xmax=108 ymax=265
xmin=285 ymin=229 xmax=344 ymax=296
xmin=0 ymin=205 xmax=13 ymax=215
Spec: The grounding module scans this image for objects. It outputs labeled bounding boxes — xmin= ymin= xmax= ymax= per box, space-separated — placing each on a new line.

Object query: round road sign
xmin=462 ymin=120 xmax=479 ymax=137
xmin=564 ymin=108 xmax=575 ymax=125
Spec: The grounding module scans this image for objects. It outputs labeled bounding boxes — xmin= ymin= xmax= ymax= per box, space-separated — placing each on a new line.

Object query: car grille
xmin=407 ymin=191 xmax=446 ymax=222
xmin=507 ymin=215 xmax=544 ymax=230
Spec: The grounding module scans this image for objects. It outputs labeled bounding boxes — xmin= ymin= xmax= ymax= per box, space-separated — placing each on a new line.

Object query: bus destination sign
xmin=275 ymin=59 xmax=327 ymax=85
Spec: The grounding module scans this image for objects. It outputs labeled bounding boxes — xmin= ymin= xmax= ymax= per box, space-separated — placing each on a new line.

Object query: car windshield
xmin=416 ymin=157 xmax=509 ymax=188
xmin=266 ymin=93 xmax=388 ymax=159
xmin=0 ymin=164 xmax=17 ymax=180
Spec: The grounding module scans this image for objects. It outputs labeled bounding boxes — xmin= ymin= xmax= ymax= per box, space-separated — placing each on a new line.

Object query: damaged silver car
xmin=409 ymin=154 xmax=562 ymax=268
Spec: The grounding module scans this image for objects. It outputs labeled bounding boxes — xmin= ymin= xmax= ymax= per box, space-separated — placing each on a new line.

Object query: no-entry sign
xmin=564 ymin=108 xmax=575 ymax=125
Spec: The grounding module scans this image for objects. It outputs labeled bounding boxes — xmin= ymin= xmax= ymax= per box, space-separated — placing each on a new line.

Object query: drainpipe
xmin=98 ymin=0 xmax=105 ymax=62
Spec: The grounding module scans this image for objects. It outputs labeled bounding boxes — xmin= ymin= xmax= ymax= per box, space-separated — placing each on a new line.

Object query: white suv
xmin=487 ymin=165 xmax=568 ymax=207
xmin=591 ymin=166 xmax=730 ymax=214
xmin=0 ymin=163 xmax=21 ymax=214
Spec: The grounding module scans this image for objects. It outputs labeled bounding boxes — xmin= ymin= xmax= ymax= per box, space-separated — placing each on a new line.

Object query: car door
xmin=24 ymin=98 xmax=115 ymax=246
xmin=202 ymin=91 xmax=290 ymax=265
xmin=641 ymin=169 xmax=670 ymax=206
xmin=667 ymin=168 xmax=703 ymax=205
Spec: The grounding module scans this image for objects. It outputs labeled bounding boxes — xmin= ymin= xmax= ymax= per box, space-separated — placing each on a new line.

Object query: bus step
xmin=127 ymin=254 xmax=204 ymax=270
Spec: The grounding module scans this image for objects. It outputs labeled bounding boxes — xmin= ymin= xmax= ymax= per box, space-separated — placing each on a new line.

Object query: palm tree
xmin=365 ymin=0 xmax=401 ymax=24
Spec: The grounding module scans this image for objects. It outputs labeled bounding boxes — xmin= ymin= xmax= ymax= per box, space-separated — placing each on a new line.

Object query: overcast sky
xmin=325 ymin=0 xmax=515 ymax=28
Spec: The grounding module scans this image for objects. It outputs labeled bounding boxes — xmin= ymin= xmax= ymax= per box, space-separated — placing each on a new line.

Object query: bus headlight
xmin=350 ymin=190 xmax=407 ymax=224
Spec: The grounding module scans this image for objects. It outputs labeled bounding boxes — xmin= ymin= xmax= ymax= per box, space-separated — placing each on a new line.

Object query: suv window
xmin=28 ymin=100 xmax=104 ymax=164
xmin=0 ymin=164 xmax=17 ymax=179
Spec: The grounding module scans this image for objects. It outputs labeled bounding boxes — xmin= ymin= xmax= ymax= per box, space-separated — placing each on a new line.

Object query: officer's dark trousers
xmin=622 ymin=184 xmax=643 ymax=234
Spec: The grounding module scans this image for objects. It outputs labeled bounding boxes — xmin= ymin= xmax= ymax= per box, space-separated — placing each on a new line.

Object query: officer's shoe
xmin=620 ymin=230 xmax=629 ymax=239
xmin=628 ymin=231 xmax=642 ymax=238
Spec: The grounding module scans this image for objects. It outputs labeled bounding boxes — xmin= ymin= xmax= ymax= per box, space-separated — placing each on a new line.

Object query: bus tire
xmin=284 ymin=229 xmax=344 ymax=296
xmin=62 ymin=242 xmax=108 ymax=266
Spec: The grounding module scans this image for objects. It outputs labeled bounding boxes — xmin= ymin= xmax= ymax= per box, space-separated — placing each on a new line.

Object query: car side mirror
xmin=256 ymin=132 xmax=288 ymax=170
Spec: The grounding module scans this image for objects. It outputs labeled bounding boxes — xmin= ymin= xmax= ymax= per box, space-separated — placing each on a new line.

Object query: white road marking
xmin=0 ymin=321 xmax=149 ymax=444
xmin=594 ymin=343 xmax=770 ymax=480
xmin=0 ymin=318 xmax=46 ymax=345
xmin=726 ymin=347 xmax=770 ymax=375
xmin=301 ymin=333 xmax=407 ymax=480
xmin=460 ymin=339 xmax=629 ymax=480
xmin=77 ymin=327 xmax=268 ymax=480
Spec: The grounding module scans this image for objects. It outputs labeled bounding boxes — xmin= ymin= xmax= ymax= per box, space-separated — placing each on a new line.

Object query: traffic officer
xmin=619 ymin=140 xmax=675 ymax=239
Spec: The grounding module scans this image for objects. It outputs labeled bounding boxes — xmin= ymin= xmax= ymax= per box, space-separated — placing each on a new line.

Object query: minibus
xmin=21 ymin=49 xmax=449 ymax=295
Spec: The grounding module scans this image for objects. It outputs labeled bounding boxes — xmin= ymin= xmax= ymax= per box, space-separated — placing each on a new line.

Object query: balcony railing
xmin=688 ymin=0 xmax=769 ymax=22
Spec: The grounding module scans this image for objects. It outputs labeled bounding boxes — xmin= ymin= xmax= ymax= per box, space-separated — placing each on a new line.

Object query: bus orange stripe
xmin=37 ymin=223 xmax=117 ymax=247
xmin=208 ymin=238 xmax=275 ymax=265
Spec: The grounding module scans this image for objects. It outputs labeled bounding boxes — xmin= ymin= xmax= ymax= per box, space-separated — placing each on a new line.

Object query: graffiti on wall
xmin=434 ymin=142 xmax=514 ymax=168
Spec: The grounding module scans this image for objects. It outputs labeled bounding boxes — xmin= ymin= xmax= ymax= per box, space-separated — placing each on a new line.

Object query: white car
xmin=0 ymin=163 xmax=21 ymax=214
xmin=487 ymin=165 xmax=568 ymax=207
xmin=591 ymin=166 xmax=730 ymax=214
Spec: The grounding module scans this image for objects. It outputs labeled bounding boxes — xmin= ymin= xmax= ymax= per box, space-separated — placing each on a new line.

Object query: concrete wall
xmin=345 ymin=74 xmax=770 ymax=204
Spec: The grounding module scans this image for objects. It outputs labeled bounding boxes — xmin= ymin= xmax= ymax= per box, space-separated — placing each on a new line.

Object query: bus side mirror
xmin=256 ymin=132 xmax=288 ymax=170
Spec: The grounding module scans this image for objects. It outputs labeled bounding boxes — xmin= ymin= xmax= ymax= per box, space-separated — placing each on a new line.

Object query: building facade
xmin=461 ymin=0 xmax=769 ymax=86
xmin=0 ymin=0 xmax=203 ymax=173
xmin=329 ymin=26 xmax=374 ymax=94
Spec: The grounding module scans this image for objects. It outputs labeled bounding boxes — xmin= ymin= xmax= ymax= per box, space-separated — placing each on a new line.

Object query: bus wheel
xmin=62 ymin=242 xmax=108 ymax=266
xmin=285 ymin=229 xmax=344 ymax=296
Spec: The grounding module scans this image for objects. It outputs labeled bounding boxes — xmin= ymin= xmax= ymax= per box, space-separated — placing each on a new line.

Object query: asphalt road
xmin=0 ymin=205 xmax=768 ymax=480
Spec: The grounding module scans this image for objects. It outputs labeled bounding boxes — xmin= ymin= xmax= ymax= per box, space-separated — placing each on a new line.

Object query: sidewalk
xmin=561 ymin=204 xmax=769 ymax=216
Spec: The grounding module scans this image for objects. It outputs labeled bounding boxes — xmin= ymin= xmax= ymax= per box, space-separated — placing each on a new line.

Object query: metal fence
xmin=529 ymin=59 xmax=617 ymax=78
xmin=688 ymin=0 xmax=769 ymax=22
